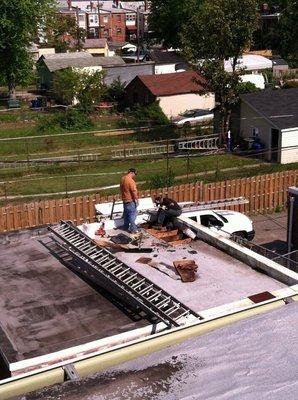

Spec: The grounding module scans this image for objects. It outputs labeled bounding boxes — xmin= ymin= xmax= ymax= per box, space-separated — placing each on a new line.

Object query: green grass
xmin=0 ymin=126 xmax=180 ymax=159
xmin=0 ymin=154 xmax=265 ymax=198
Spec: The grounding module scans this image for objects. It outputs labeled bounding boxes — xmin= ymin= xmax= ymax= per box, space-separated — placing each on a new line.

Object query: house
xmin=29 ymin=44 xmax=56 ymax=63
xmin=240 ymin=88 xmax=298 ymax=164
xmin=125 ymin=70 xmax=215 ymax=118
xmin=103 ymin=62 xmax=155 ymax=86
xmin=88 ymin=7 xmax=127 ymax=43
xmin=82 ymin=38 xmax=109 ymax=57
xmin=37 ymin=53 xmax=125 ymax=90
xmin=149 ymin=50 xmax=189 ymax=75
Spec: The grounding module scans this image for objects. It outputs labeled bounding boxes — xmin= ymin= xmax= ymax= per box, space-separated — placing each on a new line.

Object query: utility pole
xmin=75 ymin=6 xmax=80 ymax=50
xmin=97 ymin=0 xmax=101 ymax=39
xmin=136 ymin=6 xmax=140 ymax=63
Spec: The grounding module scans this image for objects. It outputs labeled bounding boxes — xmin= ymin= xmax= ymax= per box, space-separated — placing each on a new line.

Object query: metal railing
xmin=231 ymin=234 xmax=298 ymax=272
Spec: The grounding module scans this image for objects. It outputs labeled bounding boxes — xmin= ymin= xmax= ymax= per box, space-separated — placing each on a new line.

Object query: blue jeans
xmin=123 ymin=202 xmax=138 ymax=232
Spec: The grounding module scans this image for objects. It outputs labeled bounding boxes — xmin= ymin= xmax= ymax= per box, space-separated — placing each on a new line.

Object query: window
xmin=103 ymin=16 xmax=108 ymax=23
xmin=126 ymin=14 xmax=135 ymax=21
xmin=117 ymin=14 xmax=121 ymax=21
xmin=117 ymin=28 xmax=122 ymax=33
xmin=89 ymin=14 xmax=98 ymax=24
xmin=200 ymin=215 xmax=223 ymax=228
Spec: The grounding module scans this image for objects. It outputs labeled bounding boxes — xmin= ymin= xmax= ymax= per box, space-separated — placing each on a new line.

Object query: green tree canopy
xmin=277 ymin=0 xmax=298 ymax=64
xmin=43 ymin=12 xmax=86 ymax=53
xmin=181 ymin=0 xmax=258 ymax=140
xmin=149 ymin=0 xmax=258 ymax=140
xmin=0 ymin=0 xmax=53 ymax=97
xmin=53 ymin=68 xmax=107 ymax=112
xmin=148 ymin=0 xmax=197 ymax=48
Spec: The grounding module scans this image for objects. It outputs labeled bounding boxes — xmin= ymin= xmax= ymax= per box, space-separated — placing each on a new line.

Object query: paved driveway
xmin=251 ymin=211 xmax=288 ymax=253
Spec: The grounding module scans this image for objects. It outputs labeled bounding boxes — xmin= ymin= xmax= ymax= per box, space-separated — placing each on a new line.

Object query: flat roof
xmin=0 ymin=237 xmax=146 ymax=368
xmin=28 ymin=301 xmax=298 ymax=400
xmin=0 ymin=221 xmax=289 ymax=376
xmin=115 ymin=231 xmax=285 ymax=312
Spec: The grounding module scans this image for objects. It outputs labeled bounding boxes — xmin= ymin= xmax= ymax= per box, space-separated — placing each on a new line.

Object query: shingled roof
xmin=149 ymin=50 xmax=188 ymax=65
xmin=241 ymin=88 xmax=298 ymax=130
xmin=137 ymin=71 xmax=206 ymax=96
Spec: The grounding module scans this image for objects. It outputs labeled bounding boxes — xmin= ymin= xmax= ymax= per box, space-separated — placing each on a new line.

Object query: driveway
xmin=251 ymin=211 xmax=288 ymax=254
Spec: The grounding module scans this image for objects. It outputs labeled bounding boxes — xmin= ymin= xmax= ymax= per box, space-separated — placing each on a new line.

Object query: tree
xmin=181 ymin=0 xmax=258 ymax=141
xmin=0 ymin=0 xmax=53 ymax=97
xmin=148 ymin=0 xmax=196 ymax=48
xmin=277 ymin=0 xmax=298 ymax=64
xmin=53 ymin=68 xmax=107 ymax=111
xmin=43 ymin=12 xmax=86 ymax=53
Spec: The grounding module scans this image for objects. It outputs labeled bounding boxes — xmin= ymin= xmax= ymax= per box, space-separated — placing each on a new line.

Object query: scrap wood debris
xmin=173 ymin=260 xmax=198 ymax=283
xmin=146 ymin=228 xmax=193 ymax=247
xmin=136 ymin=257 xmax=180 ymax=280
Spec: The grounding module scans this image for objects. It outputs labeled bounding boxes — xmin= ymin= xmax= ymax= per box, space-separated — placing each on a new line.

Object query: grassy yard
xmin=0 ymin=154 xmax=278 ymax=200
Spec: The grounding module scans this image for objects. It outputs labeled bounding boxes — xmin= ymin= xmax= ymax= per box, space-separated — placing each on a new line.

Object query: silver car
xmin=172 ymin=109 xmax=214 ymax=128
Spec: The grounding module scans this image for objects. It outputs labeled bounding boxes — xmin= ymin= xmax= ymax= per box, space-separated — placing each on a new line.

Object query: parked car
xmin=172 ymin=109 xmax=214 ymax=128
xmin=183 ymin=209 xmax=255 ymax=240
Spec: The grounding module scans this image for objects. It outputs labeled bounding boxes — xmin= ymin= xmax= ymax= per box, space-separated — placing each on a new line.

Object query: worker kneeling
xmin=152 ymin=196 xmax=182 ymax=230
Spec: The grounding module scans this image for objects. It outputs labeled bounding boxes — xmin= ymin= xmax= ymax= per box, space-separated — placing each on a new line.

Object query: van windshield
xmin=214 ymin=212 xmax=228 ymax=223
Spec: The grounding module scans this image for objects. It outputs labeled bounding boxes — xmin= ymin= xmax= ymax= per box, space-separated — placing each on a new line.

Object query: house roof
xmin=149 ymin=50 xmax=187 ymax=65
xmin=241 ymin=88 xmax=298 ymax=130
xmin=83 ymin=39 xmax=108 ymax=49
xmin=42 ymin=52 xmax=92 ymax=60
xmin=136 ymin=71 xmax=206 ymax=97
xmin=224 ymin=54 xmax=272 ymax=72
xmin=41 ymin=55 xmax=125 ymax=72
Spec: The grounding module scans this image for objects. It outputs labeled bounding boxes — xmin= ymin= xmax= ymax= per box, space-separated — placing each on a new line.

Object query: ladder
xmin=180 ymin=197 xmax=249 ymax=212
xmin=177 ymin=135 xmax=219 ymax=151
xmin=49 ymin=220 xmax=200 ymax=327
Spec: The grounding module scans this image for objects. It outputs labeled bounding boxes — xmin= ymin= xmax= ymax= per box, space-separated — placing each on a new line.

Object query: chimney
xmin=67 ymin=0 xmax=72 ymax=10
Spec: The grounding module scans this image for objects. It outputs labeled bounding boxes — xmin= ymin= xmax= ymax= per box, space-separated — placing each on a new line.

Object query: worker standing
xmin=120 ymin=168 xmax=139 ymax=233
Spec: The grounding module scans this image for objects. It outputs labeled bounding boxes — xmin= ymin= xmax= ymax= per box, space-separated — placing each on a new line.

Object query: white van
xmin=183 ymin=209 xmax=255 ymax=240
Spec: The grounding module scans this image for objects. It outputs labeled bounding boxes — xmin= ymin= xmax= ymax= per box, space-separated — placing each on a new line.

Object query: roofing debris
xmin=173 ymin=260 xmax=198 ymax=282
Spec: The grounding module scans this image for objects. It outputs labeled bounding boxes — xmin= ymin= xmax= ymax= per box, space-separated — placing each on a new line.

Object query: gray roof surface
xmin=84 ymin=39 xmax=108 ymax=49
xmin=42 ymin=55 xmax=125 ymax=72
xmin=42 ymin=52 xmax=92 ymax=60
xmin=25 ymin=302 xmax=298 ymax=400
xmin=241 ymin=88 xmax=298 ymax=130
xmin=0 ymin=236 xmax=146 ymax=366
xmin=149 ymin=50 xmax=188 ymax=67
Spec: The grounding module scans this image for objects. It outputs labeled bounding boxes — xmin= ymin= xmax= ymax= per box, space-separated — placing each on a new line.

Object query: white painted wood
xmin=281 ymin=129 xmax=298 ymax=164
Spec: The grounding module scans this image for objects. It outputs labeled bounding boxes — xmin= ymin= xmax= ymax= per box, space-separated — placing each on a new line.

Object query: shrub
xmin=105 ymin=78 xmax=126 ymax=110
xmin=148 ymin=169 xmax=175 ymax=189
xmin=37 ymin=109 xmax=94 ymax=132
xmin=283 ymin=80 xmax=298 ymax=89
xmin=58 ymin=109 xmax=94 ymax=130
xmin=132 ymin=102 xmax=169 ymax=125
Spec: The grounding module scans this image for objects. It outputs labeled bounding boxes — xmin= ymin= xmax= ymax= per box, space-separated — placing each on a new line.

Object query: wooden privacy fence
xmin=0 ymin=170 xmax=297 ymax=232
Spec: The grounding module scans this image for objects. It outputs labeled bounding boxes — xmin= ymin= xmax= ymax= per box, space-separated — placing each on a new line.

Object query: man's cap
xmin=128 ymin=168 xmax=137 ymax=175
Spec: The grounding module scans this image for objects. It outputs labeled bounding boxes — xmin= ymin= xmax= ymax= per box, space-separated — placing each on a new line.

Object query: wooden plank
xmin=268 ymin=173 xmax=274 ymax=212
